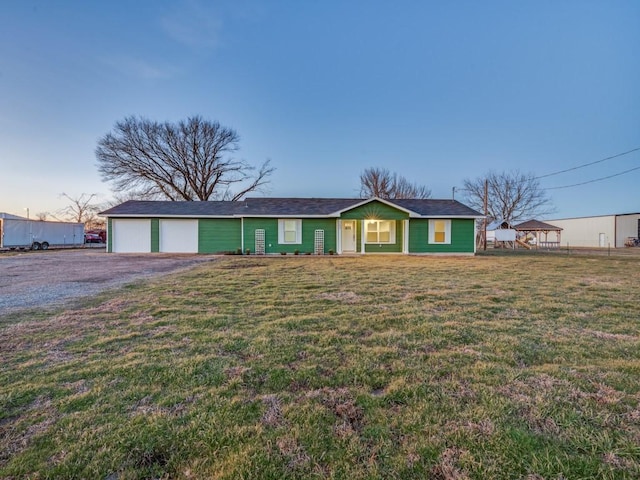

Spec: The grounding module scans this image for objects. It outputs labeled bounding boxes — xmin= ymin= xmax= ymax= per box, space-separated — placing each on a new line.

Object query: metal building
xmin=543 ymin=213 xmax=640 ymax=248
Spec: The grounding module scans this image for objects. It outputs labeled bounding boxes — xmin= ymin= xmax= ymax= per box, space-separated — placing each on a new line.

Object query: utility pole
xmin=452 ymin=186 xmax=456 ymax=200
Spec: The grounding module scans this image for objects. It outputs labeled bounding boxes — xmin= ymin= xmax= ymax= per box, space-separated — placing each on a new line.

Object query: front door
xmin=342 ymin=220 xmax=356 ymax=252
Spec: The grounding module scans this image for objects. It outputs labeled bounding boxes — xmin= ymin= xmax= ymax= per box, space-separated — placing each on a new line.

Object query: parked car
xmin=85 ymin=229 xmax=107 ymax=242
xmin=84 ymin=233 xmax=102 ymax=244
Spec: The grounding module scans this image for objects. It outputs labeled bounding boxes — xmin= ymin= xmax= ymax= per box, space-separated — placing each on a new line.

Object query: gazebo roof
xmin=513 ymin=219 xmax=562 ymax=231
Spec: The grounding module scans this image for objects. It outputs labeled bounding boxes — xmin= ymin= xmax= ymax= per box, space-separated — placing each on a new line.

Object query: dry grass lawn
xmin=1 ymin=252 xmax=640 ymax=479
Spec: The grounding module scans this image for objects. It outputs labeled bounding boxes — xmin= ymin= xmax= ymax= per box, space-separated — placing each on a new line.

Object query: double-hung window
xmin=428 ymin=219 xmax=451 ymax=244
xmin=278 ymin=219 xmax=302 ymax=244
xmin=365 ymin=220 xmax=395 ymax=244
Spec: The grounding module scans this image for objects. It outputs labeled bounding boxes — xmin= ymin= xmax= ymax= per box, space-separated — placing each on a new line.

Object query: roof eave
xmin=101 ymin=214 xmax=236 ymax=219
xmin=413 ymin=215 xmax=485 ymax=219
xmin=234 ymin=214 xmax=340 ymax=218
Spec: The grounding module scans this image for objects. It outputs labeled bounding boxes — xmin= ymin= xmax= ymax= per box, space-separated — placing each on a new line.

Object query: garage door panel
xmin=113 ymin=219 xmax=151 ymax=253
xmin=160 ymin=220 xmax=198 ymax=253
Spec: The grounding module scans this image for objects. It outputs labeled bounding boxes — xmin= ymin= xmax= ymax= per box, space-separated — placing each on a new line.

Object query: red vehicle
xmin=84 ymin=233 xmax=102 ymax=244
xmin=85 ymin=230 xmax=106 ymax=243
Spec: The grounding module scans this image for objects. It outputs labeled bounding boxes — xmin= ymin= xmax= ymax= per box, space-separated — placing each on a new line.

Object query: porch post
xmin=403 ymin=219 xmax=409 ymax=253
xmin=336 ymin=219 xmax=342 ymax=254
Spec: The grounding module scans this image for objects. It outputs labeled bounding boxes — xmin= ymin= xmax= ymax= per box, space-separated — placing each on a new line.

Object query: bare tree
xmin=58 ymin=193 xmax=100 ymax=225
xmin=462 ymin=170 xmax=554 ymax=224
xmin=35 ymin=212 xmax=49 ymax=221
xmin=96 ymin=116 xmax=274 ymax=201
xmin=98 ymin=191 xmax=165 ymax=212
xmin=359 ymin=167 xmax=431 ymax=199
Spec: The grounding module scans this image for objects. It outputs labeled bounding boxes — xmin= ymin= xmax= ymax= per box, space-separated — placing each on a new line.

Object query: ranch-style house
xmin=100 ymin=197 xmax=483 ymax=255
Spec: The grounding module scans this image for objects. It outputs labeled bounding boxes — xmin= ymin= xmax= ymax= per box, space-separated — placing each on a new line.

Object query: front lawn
xmin=1 ymin=254 xmax=639 ymax=479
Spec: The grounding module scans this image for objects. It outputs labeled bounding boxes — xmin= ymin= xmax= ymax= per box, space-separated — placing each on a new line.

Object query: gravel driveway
xmin=0 ymin=249 xmax=217 ymax=314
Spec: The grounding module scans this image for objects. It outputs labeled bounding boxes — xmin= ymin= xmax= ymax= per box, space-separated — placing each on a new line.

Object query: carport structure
xmin=514 ymin=220 xmax=563 ymax=249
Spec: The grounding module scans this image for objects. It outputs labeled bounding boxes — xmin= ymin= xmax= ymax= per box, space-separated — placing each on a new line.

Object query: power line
xmin=545 ymin=165 xmax=640 ymax=190
xmin=535 ymin=146 xmax=640 ymax=179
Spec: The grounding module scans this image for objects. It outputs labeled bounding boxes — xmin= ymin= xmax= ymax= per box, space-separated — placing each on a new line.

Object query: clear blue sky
xmin=1 ymin=0 xmax=639 ymax=219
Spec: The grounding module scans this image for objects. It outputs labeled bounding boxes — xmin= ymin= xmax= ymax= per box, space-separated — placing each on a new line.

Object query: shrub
xmin=245 ymin=248 xmax=251 ymax=255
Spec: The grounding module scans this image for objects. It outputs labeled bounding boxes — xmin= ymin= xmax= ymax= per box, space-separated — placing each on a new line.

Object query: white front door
xmin=342 ymin=220 xmax=356 ymax=252
xmin=599 ymin=233 xmax=606 ymax=248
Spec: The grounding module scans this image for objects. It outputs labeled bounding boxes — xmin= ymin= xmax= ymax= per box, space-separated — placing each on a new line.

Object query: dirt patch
xmin=276 ymin=435 xmax=310 ymax=470
xmin=317 ymin=291 xmax=361 ymax=303
xmin=306 ymin=387 xmax=364 ymax=434
xmin=558 ymin=327 xmax=637 ymax=342
xmin=0 ymin=250 xmax=217 ymax=314
xmin=429 ymin=447 xmax=471 ymax=480
xmin=260 ymin=394 xmax=283 ymax=428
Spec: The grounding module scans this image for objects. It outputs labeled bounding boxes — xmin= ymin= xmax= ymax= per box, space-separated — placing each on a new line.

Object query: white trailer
xmin=0 ymin=217 xmax=84 ymax=250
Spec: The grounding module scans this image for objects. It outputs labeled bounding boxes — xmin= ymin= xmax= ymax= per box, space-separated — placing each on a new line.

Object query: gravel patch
xmin=0 ymin=249 xmax=217 ymax=314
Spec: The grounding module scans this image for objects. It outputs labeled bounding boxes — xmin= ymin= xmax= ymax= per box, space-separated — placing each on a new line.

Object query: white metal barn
xmin=543 ymin=213 xmax=640 ymax=248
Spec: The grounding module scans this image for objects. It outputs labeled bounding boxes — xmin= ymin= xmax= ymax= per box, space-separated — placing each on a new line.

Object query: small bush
xmin=236 ymin=248 xmax=243 ymax=255
xmin=245 ymin=248 xmax=251 ymax=255
xmin=294 ymin=249 xmax=300 ymax=255
xmin=280 ymin=252 xmax=287 ymax=255
xmin=329 ymin=249 xmax=334 ymax=255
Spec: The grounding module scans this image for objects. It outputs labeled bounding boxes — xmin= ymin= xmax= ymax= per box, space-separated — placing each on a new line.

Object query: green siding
xmin=409 ymin=218 xmax=475 ymax=253
xmin=107 ymin=218 xmax=112 ymax=253
xmin=363 ymin=220 xmax=403 ymax=253
xmin=151 ymin=218 xmax=159 ymax=252
xmin=243 ymin=218 xmax=277 ymax=254
xmin=199 ymin=219 xmax=242 ymax=253
xmin=243 ymin=218 xmax=337 ymax=254
xmin=303 ymin=218 xmax=337 ymax=254
xmin=340 ymin=200 xmax=409 ymax=220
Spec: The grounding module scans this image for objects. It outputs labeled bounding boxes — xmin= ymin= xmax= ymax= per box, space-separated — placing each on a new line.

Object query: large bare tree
xmin=96 ymin=116 xmax=273 ymax=201
xmin=359 ymin=167 xmax=431 ymax=199
xmin=58 ymin=193 xmax=100 ymax=225
xmin=462 ymin=170 xmax=554 ymax=223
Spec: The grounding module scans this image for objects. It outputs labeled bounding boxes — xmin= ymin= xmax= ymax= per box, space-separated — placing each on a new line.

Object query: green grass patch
xmin=2 ymin=254 xmax=640 ymax=478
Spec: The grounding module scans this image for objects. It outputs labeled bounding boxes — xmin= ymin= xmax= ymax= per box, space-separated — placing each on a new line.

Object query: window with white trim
xmin=429 ymin=219 xmax=451 ymax=244
xmin=278 ymin=219 xmax=302 ymax=244
xmin=365 ymin=220 xmax=396 ymax=244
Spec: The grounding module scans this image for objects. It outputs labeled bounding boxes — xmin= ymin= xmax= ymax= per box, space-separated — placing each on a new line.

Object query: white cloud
xmin=159 ymin=0 xmax=222 ymax=49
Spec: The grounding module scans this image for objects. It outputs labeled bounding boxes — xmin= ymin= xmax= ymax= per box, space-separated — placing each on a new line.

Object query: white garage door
xmin=112 ymin=219 xmax=151 ymax=253
xmin=159 ymin=219 xmax=198 ymax=253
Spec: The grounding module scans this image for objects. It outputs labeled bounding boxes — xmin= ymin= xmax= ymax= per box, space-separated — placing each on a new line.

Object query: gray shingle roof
xmin=100 ymin=198 xmax=484 ymax=218
xmin=392 ymin=199 xmax=483 ymax=217
xmin=100 ymin=200 xmax=243 ymax=216
xmin=242 ymin=197 xmax=362 ymax=216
